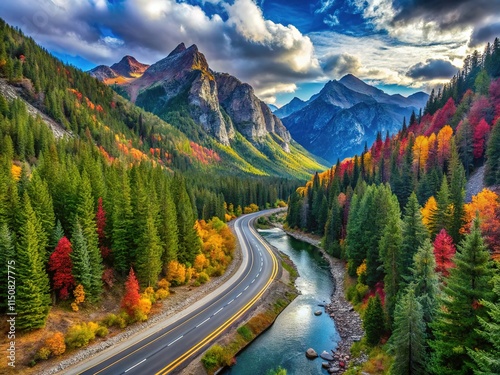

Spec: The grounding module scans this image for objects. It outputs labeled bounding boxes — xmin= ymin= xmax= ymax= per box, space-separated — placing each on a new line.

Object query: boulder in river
xmin=314 ymin=310 xmax=322 ymax=316
xmin=306 ymin=348 xmax=318 ymax=359
xmin=320 ymin=350 xmax=334 ymax=361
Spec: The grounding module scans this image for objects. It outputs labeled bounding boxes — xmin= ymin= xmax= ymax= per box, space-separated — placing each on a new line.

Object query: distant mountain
xmin=282 ymin=75 xmax=428 ymax=163
xmin=274 ymin=97 xmax=307 ymax=118
xmin=268 ymin=103 xmax=278 ymax=112
xmin=88 ymin=55 xmax=149 ymax=84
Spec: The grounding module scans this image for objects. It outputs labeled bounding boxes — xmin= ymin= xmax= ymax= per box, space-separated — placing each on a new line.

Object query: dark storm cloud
xmin=470 ymin=22 xmax=500 ymax=47
xmin=406 ymin=59 xmax=457 ymax=80
xmin=392 ymin=0 xmax=500 ymax=30
xmin=321 ymin=53 xmax=361 ymax=77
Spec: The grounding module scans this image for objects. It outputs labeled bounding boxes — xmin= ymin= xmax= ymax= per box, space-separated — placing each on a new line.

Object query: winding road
xmin=75 ymin=210 xmax=279 ymax=375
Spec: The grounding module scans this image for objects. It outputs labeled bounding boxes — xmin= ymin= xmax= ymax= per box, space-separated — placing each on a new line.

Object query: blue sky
xmin=1 ymin=0 xmax=499 ymax=106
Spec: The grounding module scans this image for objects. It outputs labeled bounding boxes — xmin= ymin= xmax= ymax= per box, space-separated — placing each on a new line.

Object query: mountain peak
xmin=168 ymin=42 xmax=187 ymax=57
xmin=110 ymin=55 xmax=149 ymax=78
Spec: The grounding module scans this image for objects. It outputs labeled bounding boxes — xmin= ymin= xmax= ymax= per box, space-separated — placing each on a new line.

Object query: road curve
xmin=76 ymin=210 xmax=280 ymax=375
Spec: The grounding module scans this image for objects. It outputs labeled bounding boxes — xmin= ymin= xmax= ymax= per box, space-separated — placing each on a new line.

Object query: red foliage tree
xmin=468 ymin=96 xmax=493 ymax=128
xmin=96 ymin=197 xmax=111 ymax=259
xmin=473 ymin=119 xmax=491 ymax=159
xmin=121 ymin=268 xmax=140 ymax=316
xmin=426 ymin=98 xmax=456 ymax=136
xmin=433 ymin=229 xmax=456 ymax=278
xmin=48 ymin=237 xmax=75 ymax=300
xmin=489 ymin=78 xmax=500 ymax=122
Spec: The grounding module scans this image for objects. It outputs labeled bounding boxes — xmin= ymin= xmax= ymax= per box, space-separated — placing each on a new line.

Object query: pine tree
xmin=468 ymin=276 xmax=500 ymax=374
xmin=0 ymin=224 xmax=15 ymax=312
xmin=16 ymin=193 xmax=51 ymax=330
xmin=48 ymin=237 xmax=75 ymax=300
xmin=112 ymin=169 xmax=133 ymax=274
xmin=429 ymin=176 xmax=451 ymax=238
xmin=389 ymin=286 xmax=427 ymax=375
xmin=430 ymin=219 xmax=494 ymax=375
xmin=363 ymin=294 xmax=385 ymax=346
xmin=379 ymin=204 xmax=402 ymax=323
xmin=448 ymin=140 xmax=466 ymax=244
xmin=485 ymin=119 xmax=500 ymax=186
xmin=76 ymin=172 xmax=102 ymax=301
xmin=324 ymin=196 xmax=342 ymax=258
xmin=158 ymin=181 xmax=179 ymax=265
xmin=51 ymin=220 xmax=65 ymax=250
xmin=411 ymin=239 xmax=439 ymax=330
xmin=400 ymin=192 xmax=429 ymax=286
xmin=70 ymin=219 xmax=92 ymax=298
xmin=135 ymin=213 xmax=163 ymax=287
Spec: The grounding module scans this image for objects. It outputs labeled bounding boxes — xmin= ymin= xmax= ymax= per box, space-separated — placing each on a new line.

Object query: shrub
xmin=45 ymin=332 xmax=66 ymax=356
xmin=237 ymin=325 xmax=253 ymax=341
xmin=102 ymin=313 xmax=118 ymax=327
xmin=155 ymin=288 xmax=169 ymax=300
xmin=201 ymin=345 xmax=232 ymax=373
xmin=95 ymin=325 xmax=108 ymax=338
xmin=197 ymin=272 xmax=210 ymax=284
xmin=35 ymin=347 xmax=51 ymax=361
xmin=65 ymin=322 xmax=96 ymax=349
xmin=142 ymin=286 xmax=156 ymax=304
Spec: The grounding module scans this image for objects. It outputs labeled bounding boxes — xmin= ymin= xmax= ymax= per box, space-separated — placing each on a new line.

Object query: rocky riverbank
xmin=276 ymin=226 xmax=365 ymax=373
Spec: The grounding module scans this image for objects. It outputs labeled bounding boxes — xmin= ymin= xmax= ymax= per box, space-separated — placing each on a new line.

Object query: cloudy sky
xmin=2 ymin=0 xmax=500 ymax=105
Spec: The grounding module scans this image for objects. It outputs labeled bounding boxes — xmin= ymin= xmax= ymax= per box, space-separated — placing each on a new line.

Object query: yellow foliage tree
xmin=45 ymin=332 xmax=66 ymax=356
xmin=412 ymin=135 xmax=429 ymax=175
xmin=71 ymin=284 xmax=85 ymax=312
xmin=166 ymin=261 xmax=186 ymax=286
xmin=421 ymin=196 xmax=437 ymax=230
xmin=437 ymin=125 xmax=453 ymax=166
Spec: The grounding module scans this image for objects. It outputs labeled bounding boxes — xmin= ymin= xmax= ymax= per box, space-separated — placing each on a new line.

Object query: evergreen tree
xmin=76 ymin=172 xmax=102 ymax=301
xmin=448 ymin=140 xmax=466 ymax=244
xmin=112 ymin=169 xmax=133 ymax=274
xmin=468 ymin=276 xmax=500 ymax=374
xmin=364 ymin=294 xmax=385 ymax=346
xmin=389 ymin=286 xmax=427 ymax=375
xmin=70 ymin=219 xmax=92 ymax=299
xmin=324 ymin=196 xmax=342 ymax=258
xmin=429 ymin=176 xmax=451 ymax=238
xmin=400 ymin=193 xmax=429 ymax=286
xmin=16 ymin=193 xmax=51 ymax=330
xmin=379 ymin=201 xmax=402 ymax=323
xmin=430 ymin=219 xmax=494 ymax=375
xmin=159 ymin=182 xmax=179 ymax=264
xmin=411 ymin=239 xmax=439 ymax=330
xmin=51 ymin=220 xmax=65 ymax=250
xmin=485 ymin=119 xmax=500 ymax=186
xmin=135 ymin=213 xmax=163 ymax=287
xmin=0 ymin=224 xmax=15 ymax=312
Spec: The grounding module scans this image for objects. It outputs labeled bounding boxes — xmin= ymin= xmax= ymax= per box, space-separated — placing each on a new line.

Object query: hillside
xmin=286 ymin=38 xmax=500 ymax=374
xmin=281 ymin=76 xmax=428 ymax=163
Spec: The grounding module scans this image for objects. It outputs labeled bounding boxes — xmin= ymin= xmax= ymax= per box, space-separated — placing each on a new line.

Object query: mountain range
xmin=278 ymin=74 xmax=428 ymax=163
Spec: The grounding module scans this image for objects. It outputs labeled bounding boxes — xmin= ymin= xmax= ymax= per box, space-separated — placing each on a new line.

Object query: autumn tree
xmin=433 ymin=229 xmax=456 ymax=278
xmin=121 ymin=268 xmax=140 ymax=316
xmin=389 ymin=286 xmax=427 ymax=375
xmin=430 ymin=219 xmax=494 ymax=375
xmin=48 ymin=237 xmax=75 ymax=300
xmin=473 ymin=119 xmax=490 ymax=160
xmin=95 ymin=197 xmax=110 ymax=259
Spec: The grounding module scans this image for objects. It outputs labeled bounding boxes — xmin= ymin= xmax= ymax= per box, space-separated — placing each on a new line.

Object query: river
xmin=223 ymin=227 xmax=340 ymax=375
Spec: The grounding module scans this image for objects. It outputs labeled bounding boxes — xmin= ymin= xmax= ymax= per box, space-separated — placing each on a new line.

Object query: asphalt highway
xmin=77 ymin=210 xmax=279 ymax=375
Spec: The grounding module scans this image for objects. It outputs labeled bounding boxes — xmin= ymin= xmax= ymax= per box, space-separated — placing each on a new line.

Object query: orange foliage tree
xmin=121 ymin=268 xmax=140 ymax=316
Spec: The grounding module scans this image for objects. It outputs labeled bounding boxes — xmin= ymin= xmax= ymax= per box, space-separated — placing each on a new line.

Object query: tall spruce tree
xmin=468 ymin=275 xmax=500 ymax=374
xmin=159 ymin=180 xmax=179 ymax=265
xmin=430 ymin=219 xmax=494 ymax=375
xmin=429 ymin=176 xmax=451 ymax=238
xmin=485 ymin=118 xmax=500 ymax=186
xmin=135 ymin=213 xmax=163 ymax=287
xmin=448 ymin=140 xmax=466 ymax=244
xmin=364 ymin=294 xmax=385 ymax=346
xmin=389 ymin=286 xmax=427 ymax=375
xmin=400 ymin=193 xmax=429 ymax=287
xmin=70 ymin=218 xmax=92 ymax=298
xmin=0 ymin=224 xmax=15 ymax=312
xmin=324 ymin=196 xmax=342 ymax=258
xmin=379 ymin=199 xmax=402 ymax=323
xmin=76 ymin=172 xmax=102 ymax=301
xmin=411 ymin=239 xmax=439 ymax=331
xmin=112 ymin=169 xmax=133 ymax=274
xmin=16 ymin=193 xmax=51 ymax=330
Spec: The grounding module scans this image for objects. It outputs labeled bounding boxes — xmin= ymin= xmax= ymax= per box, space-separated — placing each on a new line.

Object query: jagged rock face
xmin=110 ymin=55 xmax=149 ymax=78
xmin=131 ymin=43 xmax=234 ymax=146
xmin=88 ymin=65 xmax=118 ymax=81
xmin=215 ymin=73 xmax=291 ymax=145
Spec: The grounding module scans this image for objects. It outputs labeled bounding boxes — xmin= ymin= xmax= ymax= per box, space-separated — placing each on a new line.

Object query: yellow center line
xmin=155 ymin=216 xmax=279 ymax=375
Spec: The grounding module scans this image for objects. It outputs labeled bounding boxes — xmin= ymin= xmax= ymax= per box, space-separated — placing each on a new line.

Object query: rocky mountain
xmin=89 ymin=55 xmax=149 ymax=84
xmin=268 ymin=103 xmax=278 ymax=112
xmin=282 ymin=75 xmax=428 ymax=163
xmin=273 ymin=97 xmax=307 ymax=118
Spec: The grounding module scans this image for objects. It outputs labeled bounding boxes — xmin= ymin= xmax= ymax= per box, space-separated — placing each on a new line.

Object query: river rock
xmin=328 ymin=366 xmax=340 ymax=373
xmin=306 ymin=348 xmax=318 ymax=359
xmin=320 ymin=350 xmax=334 ymax=361
xmin=314 ymin=310 xmax=322 ymax=316
xmin=322 ymin=362 xmax=330 ymax=368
